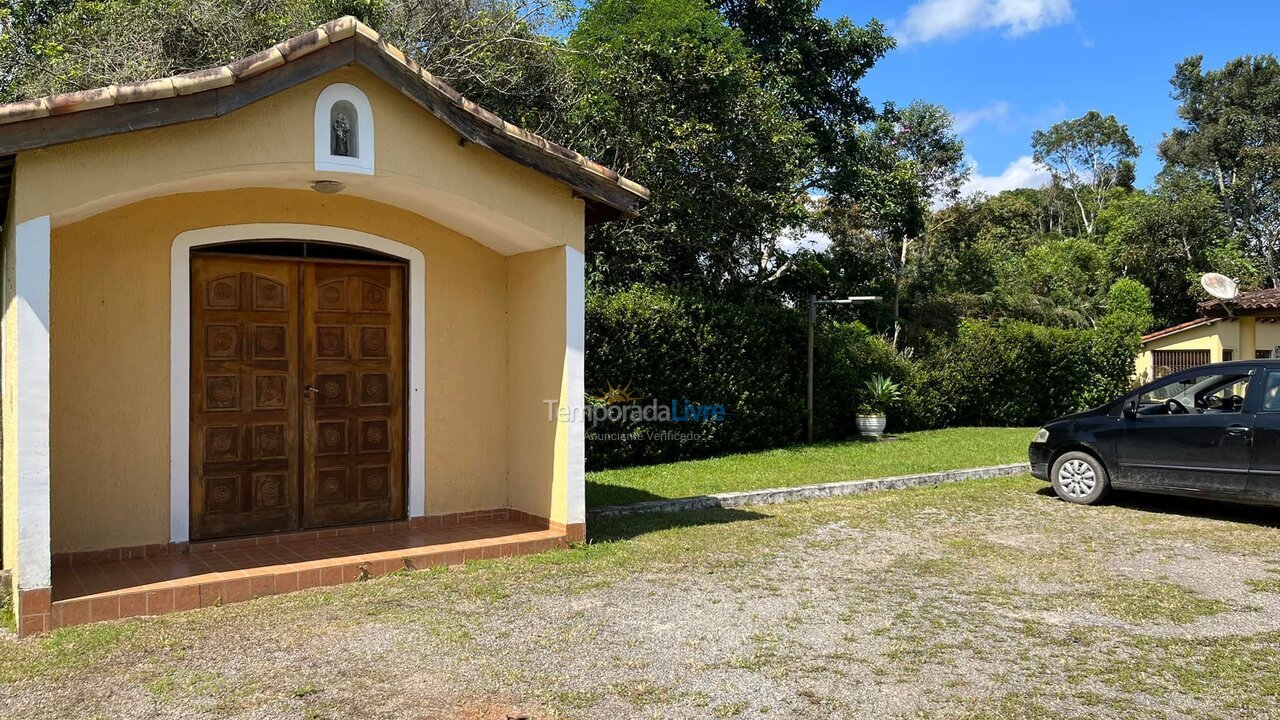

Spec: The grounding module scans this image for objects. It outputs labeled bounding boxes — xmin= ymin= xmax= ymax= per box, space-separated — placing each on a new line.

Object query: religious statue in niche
xmin=331 ymin=104 xmax=355 ymax=157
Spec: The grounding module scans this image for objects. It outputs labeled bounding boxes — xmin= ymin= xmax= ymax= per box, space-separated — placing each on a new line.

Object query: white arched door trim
xmin=170 ymin=223 xmax=426 ymax=543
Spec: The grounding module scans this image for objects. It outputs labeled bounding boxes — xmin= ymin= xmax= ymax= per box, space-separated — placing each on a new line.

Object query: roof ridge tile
xmin=322 ymin=16 xmax=358 ymax=42
xmin=116 ymin=77 xmax=176 ymax=104
xmin=172 ymin=66 xmax=236 ymax=96
xmin=47 ymin=85 xmax=116 ymax=115
xmin=228 ymin=46 xmax=285 ymax=80
xmin=277 ymin=27 xmax=330 ymax=61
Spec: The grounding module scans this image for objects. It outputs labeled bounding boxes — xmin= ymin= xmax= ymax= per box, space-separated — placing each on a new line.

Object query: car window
xmin=1263 ymin=371 xmax=1280 ymax=412
xmin=1136 ymin=372 xmax=1250 ymax=415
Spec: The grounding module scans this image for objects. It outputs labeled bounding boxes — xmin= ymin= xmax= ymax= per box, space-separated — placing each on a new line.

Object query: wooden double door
xmin=190 ymin=254 xmax=406 ymax=541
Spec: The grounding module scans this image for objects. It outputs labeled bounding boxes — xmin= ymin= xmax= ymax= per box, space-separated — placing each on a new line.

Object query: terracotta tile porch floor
xmin=46 ymin=519 xmax=566 ymax=632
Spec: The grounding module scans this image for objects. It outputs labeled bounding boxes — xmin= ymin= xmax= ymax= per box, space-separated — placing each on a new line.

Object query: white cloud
xmin=778 ymin=229 xmax=832 ymax=255
xmin=960 ymin=155 xmax=1052 ymax=197
xmin=952 ymin=100 xmax=1011 ymax=134
xmin=896 ymin=0 xmax=1073 ymax=45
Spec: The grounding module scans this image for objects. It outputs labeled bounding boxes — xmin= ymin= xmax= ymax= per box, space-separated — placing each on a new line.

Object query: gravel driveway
xmin=3 ymin=474 xmax=1280 ymax=719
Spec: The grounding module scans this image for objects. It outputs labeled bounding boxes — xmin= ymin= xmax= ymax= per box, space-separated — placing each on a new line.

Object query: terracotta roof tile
xmin=0 ymin=16 xmax=651 ymax=211
xmin=115 ymin=77 xmax=176 ymax=104
xmin=322 ymin=17 xmax=357 ymax=42
xmin=1141 ymin=317 xmax=1214 ymax=344
xmin=277 ymin=28 xmax=330 ymax=60
xmin=617 ymin=176 xmax=648 ymax=197
xmin=172 ymin=66 xmax=235 ymax=95
xmin=0 ymin=97 xmax=50 ymax=124
xmin=47 ymin=85 xmax=117 ymax=114
xmin=424 ymin=73 xmax=463 ymax=104
xmin=377 ymin=38 xmax=414 ymax=70
xmin=544 ymin=141 xmax=580 ymax=162
xmin=582 ymin=158 xmax=620 ymax=182
xmin=227 ymin=46 xmax=285 ymax=80
xmin=1198 ymin=287 xmax=1280 ymax=316
xmin=355 ymin=22 xmax=381 ymax=43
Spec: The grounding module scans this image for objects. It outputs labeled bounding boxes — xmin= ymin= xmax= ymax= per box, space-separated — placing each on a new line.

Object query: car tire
xmin=1050 ymin=451 xmax=1110 ymax=505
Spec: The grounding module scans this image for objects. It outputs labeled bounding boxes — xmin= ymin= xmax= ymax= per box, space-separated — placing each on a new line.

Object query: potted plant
xmin=857 ymin=374 xmax=901 ymax=437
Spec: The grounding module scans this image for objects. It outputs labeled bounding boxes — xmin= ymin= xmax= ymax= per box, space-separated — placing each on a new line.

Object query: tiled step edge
xmin=588 ymin=463 xmax=1032 ymax=518
xmin=46 ymin=533 xmax=567 ymax=633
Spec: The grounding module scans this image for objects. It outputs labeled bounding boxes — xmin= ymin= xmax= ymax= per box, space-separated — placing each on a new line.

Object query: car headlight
xmin=1034 ymin=427 xmax=1050 ymax=443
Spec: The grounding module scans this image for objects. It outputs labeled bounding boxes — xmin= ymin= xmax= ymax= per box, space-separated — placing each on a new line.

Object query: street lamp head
xmin=814 ymin=295 xmax=881 ymax=306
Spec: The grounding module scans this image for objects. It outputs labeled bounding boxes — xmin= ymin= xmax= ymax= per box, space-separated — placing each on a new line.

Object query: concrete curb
xmin=587 ymin=462 xmax=1031 ymax=518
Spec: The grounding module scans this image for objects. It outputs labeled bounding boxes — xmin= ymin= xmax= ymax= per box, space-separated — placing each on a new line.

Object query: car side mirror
xmin=1123 ymin=399 xmax=1138 ymax=418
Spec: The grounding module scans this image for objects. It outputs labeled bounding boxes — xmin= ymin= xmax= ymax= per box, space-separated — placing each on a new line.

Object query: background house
xmin=1137 ymin=288 xmax=1280 ymax=381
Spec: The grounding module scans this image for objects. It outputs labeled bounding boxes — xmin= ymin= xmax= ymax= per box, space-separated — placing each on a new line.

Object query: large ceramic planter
xmin=856 ymin=413 xmax=887 ymax=437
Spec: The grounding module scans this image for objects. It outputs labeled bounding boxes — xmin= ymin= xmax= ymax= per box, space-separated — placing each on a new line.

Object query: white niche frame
xmin=314 ymin=83 xmax=375 ymax=175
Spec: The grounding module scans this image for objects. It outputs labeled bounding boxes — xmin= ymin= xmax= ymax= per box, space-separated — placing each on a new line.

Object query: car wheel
xmin=1051 ymin=451 xmax=1110 ymax=505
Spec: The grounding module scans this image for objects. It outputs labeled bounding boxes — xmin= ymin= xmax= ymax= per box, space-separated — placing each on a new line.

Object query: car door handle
xmin=1227 ymin=424 xmax=1252 ymax=436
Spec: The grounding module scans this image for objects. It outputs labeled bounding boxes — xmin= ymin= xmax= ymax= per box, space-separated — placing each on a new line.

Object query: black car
xmin=1029 ymin=360 xmax=1280 ymax=506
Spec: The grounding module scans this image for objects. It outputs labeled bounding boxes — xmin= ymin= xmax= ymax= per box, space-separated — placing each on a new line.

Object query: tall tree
xmin=1159 ymin=54 xmax=1280 ymax=285
xmin=1031 ymin=110 xmax=1140 ymax=235
xmin=566 ymin=0 xmax=812 ymax=292
xmin=565 ymin=0 xmax=897 ymax=294
xmin=1097 ymin=174 xmax=1254 ymax=327
xmin=712 ymin=0 xmax=894 ymax=198
xmin=818 ymin=101 xmax=968 ymax=348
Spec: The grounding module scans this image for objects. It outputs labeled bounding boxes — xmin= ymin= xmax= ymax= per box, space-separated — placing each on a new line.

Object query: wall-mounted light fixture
xmin=311 ymin=180 xmax=346 ymax=194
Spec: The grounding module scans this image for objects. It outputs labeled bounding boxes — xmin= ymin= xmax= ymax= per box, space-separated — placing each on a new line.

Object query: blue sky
xmin=826 ymin=0 xmax=1280 ymax=194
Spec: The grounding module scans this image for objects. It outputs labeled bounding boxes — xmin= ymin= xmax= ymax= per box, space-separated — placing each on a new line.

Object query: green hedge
xmin=585 ymin=286 xmax=907 ymax=469
xmin=585 ymin=289 xmax=1138 ymax=469
xmin=906 ymin=319 xmax=1138 ymax=428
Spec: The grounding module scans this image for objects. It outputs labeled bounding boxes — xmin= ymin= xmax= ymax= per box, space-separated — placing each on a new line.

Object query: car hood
xmin=1044 ymin=405 xmax=1110 ymax=428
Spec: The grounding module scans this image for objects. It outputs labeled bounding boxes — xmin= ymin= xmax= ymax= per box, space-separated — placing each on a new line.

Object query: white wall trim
xmin=314 ymin=83 xmax=375 ymax=175
xmin=170 ymin=223 xmax=427 ymax=542
xmin=13 ymin=215 xmax=52 ymax=589
xmin=565 ymin=247 xmax=585 ymax=525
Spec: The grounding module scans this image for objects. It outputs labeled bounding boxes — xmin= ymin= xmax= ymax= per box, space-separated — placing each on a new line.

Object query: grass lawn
xmin=4 ymin=475 xmax=1280 ymax=719
xmin=586 ymin=426 xmax=1034 ymax=507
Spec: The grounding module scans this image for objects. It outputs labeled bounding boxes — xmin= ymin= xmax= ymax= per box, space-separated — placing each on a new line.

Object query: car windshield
xmin=1136 ymin=372 xmax=1250 ymax=415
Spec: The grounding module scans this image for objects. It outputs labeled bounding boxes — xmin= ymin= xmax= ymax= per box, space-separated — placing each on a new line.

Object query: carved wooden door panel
xmin=301 ymin=262 xmax=406 ymax=527
xmin=190 ymin=257 xmax=300 ymax=540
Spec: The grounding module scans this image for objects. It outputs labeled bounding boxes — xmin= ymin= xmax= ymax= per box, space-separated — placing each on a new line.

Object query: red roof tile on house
xmin=1141 ymin=317 xmax=1214 ymax=344
xmin=1198 ymin=287 xmax=1280 ymax=316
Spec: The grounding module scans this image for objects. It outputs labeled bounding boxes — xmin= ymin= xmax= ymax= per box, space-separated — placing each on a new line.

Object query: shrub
xmin=1103 ymin=277 xmax=1155 ymax=335
xmin=585 ymin=286 xmax=907 ymax=469
xmin=585 ymin=289 xmax=1140 ymax=469
xmin=910 ymin=319 xmax=1137 ymax=428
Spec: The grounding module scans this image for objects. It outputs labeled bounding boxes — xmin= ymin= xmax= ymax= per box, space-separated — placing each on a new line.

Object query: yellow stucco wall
xmin=47 ymin=189 xmax=522 ymax=552
xmin=2 ymin=62 xmax=586 ymax=558
xmin=1254 ymin=321 xmax=1280 ymax=355
xmin=10 ymin=65 xmax=584 ymax=255
xmin=506 ymin=247 xmax=568 ymax=524
xmin=1136 ymin=319 xmax=1241 ymax=383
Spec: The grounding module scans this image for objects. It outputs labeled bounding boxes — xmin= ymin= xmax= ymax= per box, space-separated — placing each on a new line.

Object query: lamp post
xmin=808 ymin=295 xmax=882 ymax=444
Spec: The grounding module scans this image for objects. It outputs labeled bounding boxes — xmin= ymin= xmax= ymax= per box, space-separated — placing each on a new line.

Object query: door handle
xmin=304 ymin=385 xmax=320 ymax=396
xmin=1227 ymin=424 xmax=1251 ymax=436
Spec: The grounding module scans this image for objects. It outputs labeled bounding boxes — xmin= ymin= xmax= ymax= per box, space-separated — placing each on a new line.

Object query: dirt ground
xmin=3 ymin=475 xmax=1280 ymax=719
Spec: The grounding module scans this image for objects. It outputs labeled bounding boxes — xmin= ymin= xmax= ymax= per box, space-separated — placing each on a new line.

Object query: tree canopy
xmin=1160 ymin=54 xmax=1280 ymax=286
xmin=2 ymin=2 xmax=1278 ymax=392
xmin=1031 ymin=110 xmax=1140 ymax=236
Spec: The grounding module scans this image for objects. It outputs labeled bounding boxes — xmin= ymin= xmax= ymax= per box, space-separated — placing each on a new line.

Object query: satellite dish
xmin=1201 ymin=273 xmax=1239 ymax=301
